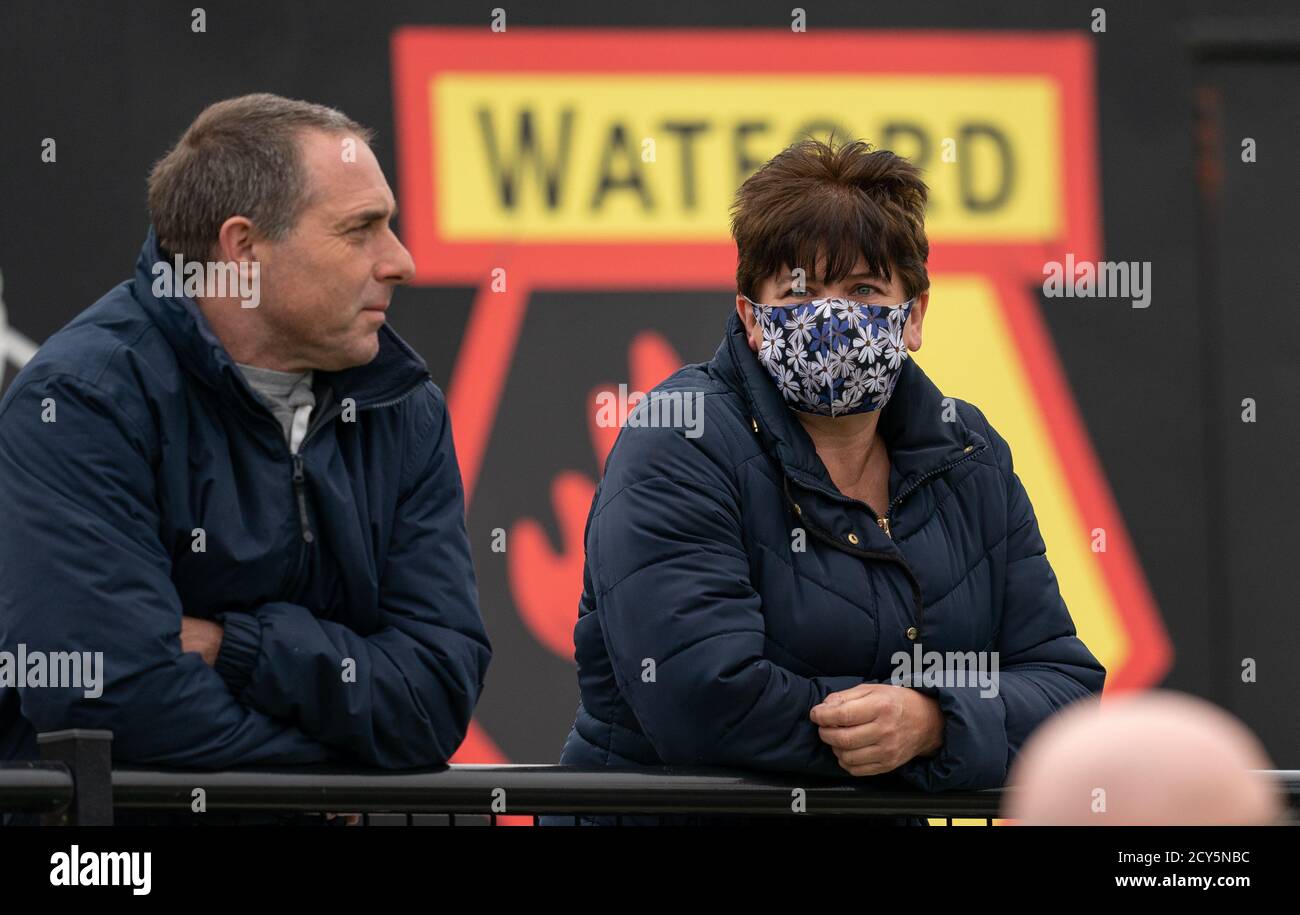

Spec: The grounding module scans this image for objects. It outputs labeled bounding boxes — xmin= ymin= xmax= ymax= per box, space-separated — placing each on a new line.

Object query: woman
xmin=551 ymin=138 xmax=1105 ymax=825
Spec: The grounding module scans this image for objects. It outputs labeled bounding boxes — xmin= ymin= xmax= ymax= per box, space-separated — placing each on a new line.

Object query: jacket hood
xmin=711 ymin=309 xmax=987 ymax=501
xmin=131 ymin=227 xmax=430 ymax=409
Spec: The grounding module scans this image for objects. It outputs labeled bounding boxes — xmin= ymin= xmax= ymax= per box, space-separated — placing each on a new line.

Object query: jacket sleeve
xmin=212 ymin=382 xmax=491 ymax=769
xmin=0 ymin=374 xmax=336 ymax=767
xmin=589 ymin=418 xmax=867 ymax=778
xmin=896 ymin=408 xmax=1107 ymax=791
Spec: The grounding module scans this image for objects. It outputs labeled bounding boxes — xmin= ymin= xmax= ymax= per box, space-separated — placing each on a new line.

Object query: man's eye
xmin=854 ymin=284 xmax=880 ymax=296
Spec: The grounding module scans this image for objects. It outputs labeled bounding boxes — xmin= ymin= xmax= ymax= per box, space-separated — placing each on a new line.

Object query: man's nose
xmin=378 ymin=231 xmax=416 ymax=284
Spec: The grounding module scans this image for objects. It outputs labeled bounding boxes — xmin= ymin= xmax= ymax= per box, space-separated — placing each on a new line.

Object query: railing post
xmin=37 ymin=729 xmax=113 ymax=826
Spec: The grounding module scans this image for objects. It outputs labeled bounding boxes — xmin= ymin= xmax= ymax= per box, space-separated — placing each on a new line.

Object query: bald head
xmin=1006 ymin=691 xmax=1284 ymax=825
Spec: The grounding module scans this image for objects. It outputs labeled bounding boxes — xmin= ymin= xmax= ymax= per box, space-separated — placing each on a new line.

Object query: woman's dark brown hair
xmin=730 ymin=137 xmax=930 ymax=301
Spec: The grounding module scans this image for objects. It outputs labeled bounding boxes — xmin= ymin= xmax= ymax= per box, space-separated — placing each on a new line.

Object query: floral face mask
xmin=742 ymin=294 xmax=915 ymax=417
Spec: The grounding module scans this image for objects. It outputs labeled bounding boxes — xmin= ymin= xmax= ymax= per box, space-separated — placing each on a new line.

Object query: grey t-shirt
xmin=237 ymin=362 xmax=316 ymax=453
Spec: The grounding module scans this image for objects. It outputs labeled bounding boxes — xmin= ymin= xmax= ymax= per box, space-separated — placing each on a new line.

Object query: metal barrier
xmin=4 ymin=730 xmax=1298 ymax=826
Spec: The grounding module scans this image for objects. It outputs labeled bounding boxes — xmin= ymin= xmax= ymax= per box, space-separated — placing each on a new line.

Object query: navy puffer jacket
xmin=553 ymin=309 xmax=1105 ymax=823
xmin=0 ymin=230 xmax=490 ymax=777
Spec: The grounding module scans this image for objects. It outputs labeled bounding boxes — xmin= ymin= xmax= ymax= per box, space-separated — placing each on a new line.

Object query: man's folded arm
xmin=211 ymin=382 xmax=492 ymax=769
xmin=0 ymin=374 xmax=335 ymax=767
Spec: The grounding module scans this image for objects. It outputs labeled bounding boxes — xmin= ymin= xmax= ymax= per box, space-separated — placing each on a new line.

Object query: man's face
xmin=252 ymin=129 xmax=415 ymax=372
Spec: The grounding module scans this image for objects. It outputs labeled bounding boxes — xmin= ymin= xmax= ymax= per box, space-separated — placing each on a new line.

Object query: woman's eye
xmin=854 ymin=284 xmax=879 ymax=296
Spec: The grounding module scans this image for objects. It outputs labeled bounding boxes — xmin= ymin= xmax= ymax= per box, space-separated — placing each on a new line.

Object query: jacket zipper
xmin=291 ymin=454 xmax=313 ymax=543
xmin=781 ymin=441 xmax=988 ymax=640
xmin=882 ymin=442 xmax=987 ymax=535
xmin=287 ymin=380 xmax=425 ymax=528
xmin=783 ymin=441 xmax=985 ymax=537
xmin=791 ymin=492 xmax=928 ymax=639
xmin=281 ymin=402 xmax=337 ymax=599
xmin=277 ymin=381 xmax=425 ymax=597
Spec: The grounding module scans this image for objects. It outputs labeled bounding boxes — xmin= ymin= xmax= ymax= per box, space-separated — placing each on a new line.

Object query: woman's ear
xmin=736 ymin=295 xmax=761 ymax=353
xmin=905 ymin=290 xmax=929 ymax=352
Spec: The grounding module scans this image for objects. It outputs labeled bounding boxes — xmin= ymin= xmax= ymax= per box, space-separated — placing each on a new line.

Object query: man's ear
xmin=214 ymin=216 xmax=258 ymax=263
xmin=736 ymin=294 xmax=760 ymax=353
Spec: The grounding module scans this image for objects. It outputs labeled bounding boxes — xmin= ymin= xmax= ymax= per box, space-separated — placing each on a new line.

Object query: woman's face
xmin=735 ymin=255 xmax=929 ymax=357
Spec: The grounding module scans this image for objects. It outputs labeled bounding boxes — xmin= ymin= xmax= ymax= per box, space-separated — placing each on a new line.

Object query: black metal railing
xmin=4 ymin=730 xmax=1298 ymax=826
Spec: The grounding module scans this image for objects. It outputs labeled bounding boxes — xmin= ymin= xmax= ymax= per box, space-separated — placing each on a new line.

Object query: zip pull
xmin=877 ymin=516 xmax=892 ymax=539
xmin=291 ymin=454 xmax=314 ymax=544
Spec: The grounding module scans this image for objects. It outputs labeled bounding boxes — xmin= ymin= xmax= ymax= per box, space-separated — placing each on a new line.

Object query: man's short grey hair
xmin=146 ymin=93 xmax=375 ymax=260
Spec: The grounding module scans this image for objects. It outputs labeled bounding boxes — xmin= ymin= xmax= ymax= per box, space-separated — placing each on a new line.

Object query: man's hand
xmin=180 ymin=616 xmax=225 ymax=667
xmin=809 ymin=683 xmax=945 ymax=776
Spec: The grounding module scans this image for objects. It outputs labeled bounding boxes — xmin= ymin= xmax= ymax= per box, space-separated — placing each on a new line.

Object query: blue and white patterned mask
xmin=742 ymin=294 xmax=915 ymax=417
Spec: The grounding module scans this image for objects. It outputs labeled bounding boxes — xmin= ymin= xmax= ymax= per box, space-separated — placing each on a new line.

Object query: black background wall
xmin=1 ymin=1 xmax=1296 ymax=766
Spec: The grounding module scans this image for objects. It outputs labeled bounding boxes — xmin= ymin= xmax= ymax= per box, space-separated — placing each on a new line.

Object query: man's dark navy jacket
xmin=0 ymin=230 xmax=491 ymax=772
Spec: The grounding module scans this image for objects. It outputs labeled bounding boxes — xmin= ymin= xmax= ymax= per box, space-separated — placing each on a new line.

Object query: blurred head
xmin=730 ymin=138 xmax=931 ymax=359
xmin=147 ymin=93 xmax=415 ymax=372
xmin=1006 ymin=690 xmax=1285 ymax=826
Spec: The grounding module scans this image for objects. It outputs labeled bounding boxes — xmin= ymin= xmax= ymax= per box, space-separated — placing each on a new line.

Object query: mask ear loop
xmin=896 ymin=298 xmax=916 ymax=343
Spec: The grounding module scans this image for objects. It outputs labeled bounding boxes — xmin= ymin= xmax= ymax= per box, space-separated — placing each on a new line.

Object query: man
xmin=1007 ymin=691 xmax=1283 ymax=825
xmin=0 ymin=95 xmax=491 ymax=797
